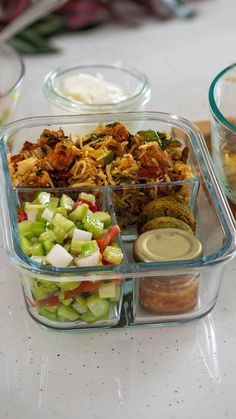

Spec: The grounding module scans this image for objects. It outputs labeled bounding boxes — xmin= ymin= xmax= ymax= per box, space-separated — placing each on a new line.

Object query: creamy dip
xmin=57 ymin=73 xmax=128 ymax=104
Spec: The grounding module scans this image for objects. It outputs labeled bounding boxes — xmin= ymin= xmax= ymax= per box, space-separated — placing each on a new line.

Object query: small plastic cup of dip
xmin=43 ymin=63 xmax=151 ymax=115
xmin=133 ymin=228 xmax=202 ymax=315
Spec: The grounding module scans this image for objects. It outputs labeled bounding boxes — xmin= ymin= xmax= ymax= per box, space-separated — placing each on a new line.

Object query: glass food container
xmin=209 ymin=63 xmax=236 ymax=204
xmin=0 ymin=111 xmax=235 ymax=330
xmin=43 ymin=63 xmax=151 ymax=116
xmin=0 ymin=43 xmax=25 ymax=127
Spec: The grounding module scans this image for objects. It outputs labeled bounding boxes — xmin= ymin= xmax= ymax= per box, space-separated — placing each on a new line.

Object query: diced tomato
xmin=102 ymin=257 xmax=113 ymax=265
xmin=74 ymin=199 xmax=100 ymax=213
xmin=18 ymin=208 xmax=28 ymax=222
xmin=64 ymin=281 xmax=101 ymax=299
xmin=36 ymin=295 xmax=59 ymax=307
xmin=138 ymin=167 xmax=161 ymax=178
xmin=96 ymin=225 xmax=120 ymax=253
xmin=112 ymin=278 xmax=122 ymax=285
xmin=26 ymin=296 xmax=36 ymax=308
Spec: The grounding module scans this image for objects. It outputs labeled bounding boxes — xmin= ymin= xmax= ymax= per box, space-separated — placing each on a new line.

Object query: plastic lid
xmin=133 ymin=228 xmax=202 ymax=263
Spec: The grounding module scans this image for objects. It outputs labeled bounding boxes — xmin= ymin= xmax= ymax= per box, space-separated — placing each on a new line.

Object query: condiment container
xmin=43 ymin=63 xmax=151 ymax=116
xmin=133 ymin=228 xmax=202 ymax=314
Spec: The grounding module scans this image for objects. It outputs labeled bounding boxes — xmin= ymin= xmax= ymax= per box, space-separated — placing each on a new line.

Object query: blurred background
xmin=0 ymin=0 xmax=236 ymax=122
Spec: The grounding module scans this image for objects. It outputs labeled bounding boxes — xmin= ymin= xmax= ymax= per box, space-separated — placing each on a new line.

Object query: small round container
xmin=43 ymin=63 xmax=151 ymax=115
xmin=0 ymin=43 xmax=25 ymax=127
xmin=133 ymin=228 xmax=202 ymax=262
xmin=209 ymin=63 xmax=236 ymax=204
xmin=139 ymin=275 xmax=199 ymax=315
xmin=134 ymin=228 xmax=202 ymax=314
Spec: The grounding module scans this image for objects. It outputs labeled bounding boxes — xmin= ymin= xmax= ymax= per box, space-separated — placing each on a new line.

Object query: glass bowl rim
xmin=209 ymin=62 xmax=236 ymax=133
xmin=0 ymin=42 xmax=25 ymax=98
xmin=43 ymin=62 xmax=151 ymax=111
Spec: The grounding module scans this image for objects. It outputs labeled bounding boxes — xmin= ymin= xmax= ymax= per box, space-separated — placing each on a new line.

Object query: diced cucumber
xmin=58 ymin=292 xmax=73 ymax=306
xmin=103 ymin=246 xmax=123 ymax=264
xmin=83 ymin=216 xmax=104 ymax=239
xmin=98 ymin=282 xmax=117 ymax=299
xmin=56 ymin=281 xmax=80 ymax=291
xmin=109 ymin=285 xmax=121 ymax=302
xmin=56 ymin=207 xmax=68 ymax=217
xmin=20 ymin=236 xmax=32 ymax=256
xmin=39 ymin=230 xmax=56 ymax=243
xmin=57 ymin=304 xmax=80 ymax=321
xmin=43 ymin=240 xmax=54 ymax=254
xmin=80 ymin=310 xmax=97 ymax=323
xmin=70 ymin=238 xmax=86 ymax=254
xmin=31 ymin=281 xmax=58 ymax=300
xmin=86 ymin=295 xmax=110 ymax=318
xmin=25 ymin=202 xmax=47 ymax=211
xmin=60 ymin=194 xmax=75 ymax=211
xmin=53 ymin=226 xmax=67 ymax=243
xmin=73 ymin=295 xmax=88 ymax=314
xmin=52 ymin=213 xmax=74 ymax=232
xmin=18 ymin=220 xmax=46 ymax=238
xmin=69 ymin=203 xmax=88 ymax=222
xmin=80 ymin=240 xmax=98 ymax=257
xmin=44 ymin=305 xmax=58 ymax=314
xmin=49 ymin=197 xmax=59 ymax=208
xmin=37 ymin=306 xmax=57 ymax=321
xmin=79 ymin=192 xmax=96 ymax=204
xmin=90 ymin=211 xmax=111 ymax=228
xmin=31 ymin=243 xmax=44 ymax=256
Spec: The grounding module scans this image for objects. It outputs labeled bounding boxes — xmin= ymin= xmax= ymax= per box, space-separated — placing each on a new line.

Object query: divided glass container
xmin=0 ymin=111 xmax=235 ymax=330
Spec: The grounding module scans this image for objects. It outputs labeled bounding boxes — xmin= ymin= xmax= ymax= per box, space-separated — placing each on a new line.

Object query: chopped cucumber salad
xmin=18 ymin=191 xmax=124 ymax=324
xmin=27 ymin=277 xmax=121 ymax=324
xmin=18 ymin=191 xmax=123 ymax=268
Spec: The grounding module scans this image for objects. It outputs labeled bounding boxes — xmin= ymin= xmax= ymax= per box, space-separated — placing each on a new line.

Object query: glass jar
xmin=133 ymin=228 xmax=202 ymax=315
xmin=139 ymin=274 xmax=199 ymax=314
xmin=209 ymin=63 xmax=236 ymax=204
xmin=43 ymin=63 xmax=151 ymax=115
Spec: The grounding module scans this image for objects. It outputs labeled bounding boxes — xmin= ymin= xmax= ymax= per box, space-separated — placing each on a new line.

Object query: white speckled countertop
xmin=1 ymin=1 xmax=236 ymax=418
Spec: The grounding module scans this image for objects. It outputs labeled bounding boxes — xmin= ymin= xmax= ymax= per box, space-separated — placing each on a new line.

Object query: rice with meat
xmin=9 ymin=122 xmax=194 ymax=188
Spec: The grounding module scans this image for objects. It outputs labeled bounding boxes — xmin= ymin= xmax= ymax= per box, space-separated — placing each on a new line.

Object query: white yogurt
xmin=57 ymin=73 xmax=128 ymax=104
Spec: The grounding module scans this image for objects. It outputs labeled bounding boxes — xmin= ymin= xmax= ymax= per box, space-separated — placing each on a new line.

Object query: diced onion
xmin=41 ymin=208 xmax=54 ymax=222
xmin=25 ymin=209 xmax=38 ymax=221
xmin=45 ymin=244 xmax=73 ymax=267
xmin=74 ymin=250 xmax=101 ymax=267
xmin=73 ymin=228 xmax=92 ymax=242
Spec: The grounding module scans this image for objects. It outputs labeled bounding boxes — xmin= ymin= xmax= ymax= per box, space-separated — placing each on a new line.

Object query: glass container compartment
xmin=0 ymin=111 xmax=235 ymax=330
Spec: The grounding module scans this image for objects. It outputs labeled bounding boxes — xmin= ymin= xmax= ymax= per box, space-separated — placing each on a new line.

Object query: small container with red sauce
xmin=133 ymin=228 xmax=202 ymax=315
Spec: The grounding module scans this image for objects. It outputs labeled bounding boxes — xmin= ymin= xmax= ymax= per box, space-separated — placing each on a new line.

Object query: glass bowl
xmin=209 ymin=63 xmax=236 ymax=204
xmin=0 ymin=111 xmax=235 ymax=330
xmin=0 ymin=43 xmax=25 ymax=127
xmin=43 ymin=63 xmax=151 ymax=115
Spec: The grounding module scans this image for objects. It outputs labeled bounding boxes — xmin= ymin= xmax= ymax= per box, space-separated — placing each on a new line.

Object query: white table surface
xmin=1 ymin=1 xmax=236 ymax=418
